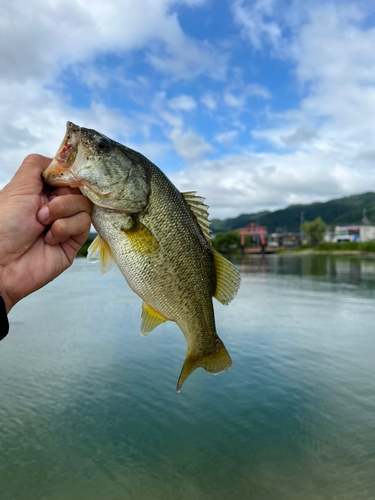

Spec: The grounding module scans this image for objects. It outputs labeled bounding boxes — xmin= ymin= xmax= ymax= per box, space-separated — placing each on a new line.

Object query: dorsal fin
xmin=212 ymin=248 xmax=241 ymax=305
xmin=87 ymin=235 xmax=115 ymax=276
xmin=141 ymin=302 xmax=168 ymax=336
xmin=182 ymin=191 xmax=211 ymax=241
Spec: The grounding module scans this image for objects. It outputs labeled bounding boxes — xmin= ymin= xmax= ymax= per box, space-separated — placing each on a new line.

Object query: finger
xmin=45 ymin=212 xmax=92 ymax=245
xmin=37 ymin=194 xmax=92 ymax=225
xmin=40 ymin=186 xmax=82 ymax=209
xmin=48 ymin=186 xmax=82 ymax=199
xmin=11 ymin=155 xmax=53 ymax=194
xmin=15 ymin=154 xmax=53 ymax=179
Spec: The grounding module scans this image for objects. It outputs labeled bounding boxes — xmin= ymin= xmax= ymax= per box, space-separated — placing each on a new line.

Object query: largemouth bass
xmin=43 ymin=122 xmax=240 ymax=391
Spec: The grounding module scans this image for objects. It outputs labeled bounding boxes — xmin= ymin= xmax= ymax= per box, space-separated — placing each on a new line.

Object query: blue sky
xmin=2 ymin=0 xmax=375 ymax=218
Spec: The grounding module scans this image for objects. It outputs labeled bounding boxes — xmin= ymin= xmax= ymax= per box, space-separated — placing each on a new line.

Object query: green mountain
xmin=210 ymin=192 xmax=375 ymax=234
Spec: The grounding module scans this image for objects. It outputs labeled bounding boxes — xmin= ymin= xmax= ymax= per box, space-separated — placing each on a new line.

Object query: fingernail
xmin=37 ymin=206 xmax=50 ymax=224
xmin=45 ymin=231 xmax=52 ymax=243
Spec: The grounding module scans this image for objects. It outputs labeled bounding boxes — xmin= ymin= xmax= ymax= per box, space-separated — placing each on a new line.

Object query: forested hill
xmin=210 ymin=192 xmax=375 ymax=234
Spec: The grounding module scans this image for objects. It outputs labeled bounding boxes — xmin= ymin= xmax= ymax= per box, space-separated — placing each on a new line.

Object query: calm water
xmin=1 ymin=254 xmax=375 ymax=500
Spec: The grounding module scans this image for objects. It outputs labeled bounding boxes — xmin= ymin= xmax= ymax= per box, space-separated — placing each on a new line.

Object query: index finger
xmin=12 ymin=155 xmax=53 ymax=193
xmin=16 ymin=154 xmax=52 ymax=177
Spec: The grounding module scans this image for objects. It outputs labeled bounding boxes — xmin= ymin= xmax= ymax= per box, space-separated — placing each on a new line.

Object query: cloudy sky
xmin=2 ymin=0 xmax=375 ymax=218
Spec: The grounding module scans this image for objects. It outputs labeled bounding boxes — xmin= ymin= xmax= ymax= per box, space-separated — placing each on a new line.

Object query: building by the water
xmin=334 ymin=225 xmax=375 ymax=243
xmin=268 ymin=232 xmax=301 ymax=247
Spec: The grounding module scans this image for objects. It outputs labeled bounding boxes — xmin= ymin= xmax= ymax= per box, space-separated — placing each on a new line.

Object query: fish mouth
xmin=43 ymin=121 xmax=117 ymax=202
xmin=43 ymin=122 xmax=83 ymax=187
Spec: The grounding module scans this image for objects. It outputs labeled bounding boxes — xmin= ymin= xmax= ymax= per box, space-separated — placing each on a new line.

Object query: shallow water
xmin=1 ymin=254 xmax=375 ymax=500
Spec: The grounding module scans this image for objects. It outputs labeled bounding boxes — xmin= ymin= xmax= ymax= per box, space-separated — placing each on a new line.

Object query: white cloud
xmin=255 ymin=3 xmax=375 ymax=164
xmin=168 ymin=94 xmax=197 ymax=111
xmin=292 ymin=3 xmax=372 ymax=85
xmin=153 ymin=92 xmax=185 ymax=129
xmin=201 ymin=92 xmax=217 ymax=110
xmin=147 ymin=37 xmax=227 ymax=80
xmin=169 ymin=129 xmax=216 ymax=162
xmin=280 ymin=126 xmax=317 ymax=147
xmin=224 ymin=92 xmax=243 ymax=108
xmin=151 ymin=91 xmax=217 ymax=163
xmin=232 ymin=0 xmax=282 ymax=50
xmin=214 ymin=130 xmax=239 ymax=147
xmin=1 ymin=0 xmax=223 ymax=82
xmin=0 ymin=0 xmax=224 ymax=185
xmin=0 ymin=80 xmax=141 ymax=186
xmin=3 ymin=0 xmax=375 ymax=224
xmin=185 ymin=1 xmax=375 ymax=218
xmin=171 ymin=147 xmax=374 ymax=219
xmin=72 ymin=64 xmax=152 ymax=105
xmin=224 ymin=82 xmax=272 ymax=108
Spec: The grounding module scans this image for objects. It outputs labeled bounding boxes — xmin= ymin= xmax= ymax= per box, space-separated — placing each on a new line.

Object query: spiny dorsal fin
xmin=182 ymin=191 xmax=211 ymax=241
xmin=212 ymin=248 xmax=241 ymax=305
xmin=87 ymin=235 xmax=115 ymax=276
xmin=177 ymin=339 xmax=232 ymax=392
xmin=141 ymin=302 xmax=168 ymax=336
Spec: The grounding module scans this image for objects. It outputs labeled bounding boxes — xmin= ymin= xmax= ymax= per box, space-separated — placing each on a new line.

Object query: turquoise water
xmin=1 ymin=254 xmax=375 ymax=500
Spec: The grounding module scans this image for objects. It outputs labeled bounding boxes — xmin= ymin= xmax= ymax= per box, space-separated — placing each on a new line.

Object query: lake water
xmin=1 ymin=254 xmax=375 ymax=500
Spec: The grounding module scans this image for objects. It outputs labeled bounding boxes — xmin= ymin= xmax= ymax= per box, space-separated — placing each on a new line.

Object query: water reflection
xmin=1 ymin=255 xmax=375 ymax=500
xmin=236 ymin=253 xmax=375 ymax=291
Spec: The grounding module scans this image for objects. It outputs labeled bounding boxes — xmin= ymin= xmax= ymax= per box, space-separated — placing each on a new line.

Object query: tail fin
xmin=176 ymin=338 xmax=232 ymax=392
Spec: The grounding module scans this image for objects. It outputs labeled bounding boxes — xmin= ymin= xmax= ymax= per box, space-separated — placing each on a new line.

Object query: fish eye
xmin=97 ymin=137 xmax=110 ymax=152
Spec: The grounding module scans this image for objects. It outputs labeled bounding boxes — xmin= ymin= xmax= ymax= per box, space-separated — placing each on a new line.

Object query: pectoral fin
xmin=141 ymin=302 xmax=168 ymax=336
xmin=122 ymin=219 xmax=159 ymax=255
xmin=212 ymin=248 xmax=241 ymax=305
xmin=176 ymin=338 xmax=232 ymax=392
xmin=87 ymin=235 xmax=115 ymax=276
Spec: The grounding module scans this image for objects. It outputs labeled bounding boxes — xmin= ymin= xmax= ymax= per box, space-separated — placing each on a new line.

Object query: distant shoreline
xmin=279 ymin=249 xmax=375 ymax=257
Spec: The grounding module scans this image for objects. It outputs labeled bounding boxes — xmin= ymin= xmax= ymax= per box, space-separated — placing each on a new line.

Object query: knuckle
xmin=53 ymin=218 xmax=68 ymax=235
xmin=48 ymin=194 xmax=92 ymax=220
xmin=24 ymin=153 xmax=41 ymax=163
xmin=49 ymin=195 xmax=69 ymax=217
xmin=83 ymin=197 xmax=93 ymax=211
xmin=75 ymin=196 xmax=92 ymax=214
xmin=80 ymin=211 xmax=92 ymax=227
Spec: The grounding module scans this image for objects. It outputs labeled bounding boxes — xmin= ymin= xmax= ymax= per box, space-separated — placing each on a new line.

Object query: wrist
xmin=0 ymin=278 xmax=14 ymax=314
xmin=0 ymin=294 xmax=9 ymax=340
xmin=0 ymin=292 xmax=13 ymax=314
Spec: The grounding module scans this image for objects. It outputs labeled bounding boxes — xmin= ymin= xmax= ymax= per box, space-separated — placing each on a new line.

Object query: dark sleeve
xmin=0 ymin=296 xmax=9 ymax=340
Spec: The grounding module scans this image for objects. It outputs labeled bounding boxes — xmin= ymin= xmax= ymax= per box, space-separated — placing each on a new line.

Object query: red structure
xmin=240 ymin=223 xmax=267 ymax=250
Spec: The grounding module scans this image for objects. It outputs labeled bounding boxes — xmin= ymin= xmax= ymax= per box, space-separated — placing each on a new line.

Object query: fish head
xmin=43 ymin=122 xmax=150 ymax=213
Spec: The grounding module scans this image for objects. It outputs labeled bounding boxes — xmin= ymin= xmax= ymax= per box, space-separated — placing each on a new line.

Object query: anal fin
xmin=141 ymin=302 xmax=168 ymax=336
xmin=212 ymin=248 xmax=241 ymax=305
xmin=176 ymin=338 xmax=232 ymax=392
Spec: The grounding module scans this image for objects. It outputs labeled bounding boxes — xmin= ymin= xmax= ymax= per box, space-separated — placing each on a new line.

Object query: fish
xmin=43 ymin=122 xmax=241 ymax=391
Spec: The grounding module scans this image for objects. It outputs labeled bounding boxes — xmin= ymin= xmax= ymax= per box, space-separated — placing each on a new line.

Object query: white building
xmin=334 ymin=225 xmax=375 ymax=243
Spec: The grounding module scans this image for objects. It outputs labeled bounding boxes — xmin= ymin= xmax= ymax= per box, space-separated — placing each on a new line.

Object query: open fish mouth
xmin=43 ymin=122 xmax=83 ymax=187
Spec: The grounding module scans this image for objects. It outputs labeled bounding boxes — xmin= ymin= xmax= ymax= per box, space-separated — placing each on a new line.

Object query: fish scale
xmin=43 ymin=122 xmax=241 ymax=391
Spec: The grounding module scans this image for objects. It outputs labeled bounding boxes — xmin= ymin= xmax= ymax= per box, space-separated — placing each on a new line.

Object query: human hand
xmin=0 ymin=154 xmax=92 ymax=314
